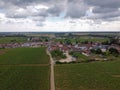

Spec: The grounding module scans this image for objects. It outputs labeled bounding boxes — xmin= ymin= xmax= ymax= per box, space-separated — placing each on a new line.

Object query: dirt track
xmin=46 ymin=50 xmax=55 ymax=90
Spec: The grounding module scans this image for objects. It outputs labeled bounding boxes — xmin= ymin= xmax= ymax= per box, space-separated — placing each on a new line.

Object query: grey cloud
xmin=47 ymin=0 xmax=67 ymax=16
xmin=0 ymin=0 xmax=120 ymax=23
xmin=92 ymin=7 xmax=118 ymax=14
xmin=31 ymin=16 xmax=45 ymax=22
xmin=91 ymin=6 xmax=120 ymax=19
xmin=100 ymin=11 xmax=120 ymax=19
xmin=3 ymin=0 xmax=50 ymax=7
xmin=66 ymin=0 xmax=88 ymax=18
xmin=5 ymin=6 xmax=48 ymax=19
xmin=69 ymin=21 xmax=76 ymax=23
xmin=89 ymin=11 xmax=120 ymax=20
xmin=36 ymin=22 xmax=45 ymax=27
xmin=1 ymin=0 xmax=63 ymax=19
xmin=84 ymin=0 xmax=120 ymax=20
xmin=47 ymin=5 xmax=63 ymax=16
xmin=84 ymin=0 xmax=120 ymax=8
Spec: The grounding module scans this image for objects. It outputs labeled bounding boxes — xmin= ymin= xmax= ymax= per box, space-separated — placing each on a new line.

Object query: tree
xmin=11 ymin=39 xmax=17 ymax=43
xmin=81 ymin=40 xmax=88 ymax=44
xmin=51 ymin=50 xmax=66 ymax=60
xmin=109 ymin=48 xmax=119 ymax=57
xmin=45 ymin=38 xmax=49 ymax=42
xmin=91 ymin=48 xmax=102 ymax=54
xmin=65 ymin=39 xmax=72 ymax=45
xmin=102 ymin=40 xmax=110 ymax=45
xmin=110 ymin=37 xmax=120 ymax=45
xmin=90 ymin=49 xmax=96 ymax=54
xmin=60 ymin=41 xmax=63 ymax=44
xmin=69 ymin=52 xmax=80 ymax=58
xmin=69 ymin=51 xmax=74 ymax=55
xmin=96 ymin=48 xmax=102 ymax=54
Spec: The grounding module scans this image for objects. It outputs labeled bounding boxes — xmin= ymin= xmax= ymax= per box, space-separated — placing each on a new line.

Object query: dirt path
xmin=46 ymin=50 xmax=55 ymax=90
xmin=59 ymin=51 xmax=76 ymax=63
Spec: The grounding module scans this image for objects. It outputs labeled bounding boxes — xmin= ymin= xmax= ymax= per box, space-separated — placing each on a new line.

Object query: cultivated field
xmin=0 ymin=37 xmax=27 ymax=43
xmin=55 ymin=36 xmax=109 ymax=43
xmin=0 ymin=47 xmax=50 ymax=90
xmin=0 ymin=47 xmax=49 ymax=65
xmin=0 ymin=66 xmax=50 ymax=90
xmin=55 ymin=60 xmax=120 ymax=90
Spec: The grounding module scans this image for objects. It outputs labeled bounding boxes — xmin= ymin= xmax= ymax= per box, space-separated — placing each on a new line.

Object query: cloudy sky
xmin=0 ymin=0 xmax=120 ymax=32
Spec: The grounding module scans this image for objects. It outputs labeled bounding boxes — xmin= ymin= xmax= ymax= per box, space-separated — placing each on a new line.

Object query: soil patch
xmin=112 ymin=75 xmax=120 ymax=77
xmin=0 ymin=49 xmax=7 ymax=55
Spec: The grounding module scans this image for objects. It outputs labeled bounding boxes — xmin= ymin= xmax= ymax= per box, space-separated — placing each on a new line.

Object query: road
xmin=46 ymin=50 xmax=55 ymax=90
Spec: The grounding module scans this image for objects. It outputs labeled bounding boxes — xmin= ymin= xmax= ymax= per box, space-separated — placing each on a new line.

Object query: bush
xmin=56 ymin=61 xmax=67 ymax=64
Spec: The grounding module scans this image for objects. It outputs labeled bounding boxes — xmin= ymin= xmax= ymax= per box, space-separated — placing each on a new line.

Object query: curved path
xmin=46 ymin=50 xmax=55 ymax=90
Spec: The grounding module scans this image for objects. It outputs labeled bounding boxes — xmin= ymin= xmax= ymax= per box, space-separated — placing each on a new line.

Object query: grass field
xmin=0 ymin=37 xmax=27 ymax=43
xmin=0 ymin=66 xmax=50 ymax=90
xmin=55 ymin=60 xmax=120 ymax=90
xmin=55 ymin=36 xmax=109 ymax=43
xmin=77 ymin=36 xmax=109 ymax=42
xmin=0 ymin=47 xmax=50 ymax=90
xmin=0 ymin=47 xmax=49 ymax=65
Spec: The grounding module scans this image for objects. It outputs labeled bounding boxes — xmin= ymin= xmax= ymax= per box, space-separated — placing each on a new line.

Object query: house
xmin=60 ymin=45 xmax=69 ymax=52
xmin=99 ymin=45 xmax=109 ymax=52
xmin=48 ymin=45 xmax=59 ymax=51
xmin=71 ymin=47 xmax=82 ymax=53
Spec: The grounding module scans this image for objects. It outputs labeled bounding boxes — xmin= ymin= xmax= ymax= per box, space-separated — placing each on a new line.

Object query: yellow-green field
xmin=55 ymin=36 xmax=109 ymax=43
xmin=0 ymin=47 xmax=50 ymax=90
xmin=55 ymin=60 xmax=120 ymax=90
xmin=0 ymin=47 xmax=49 ymax=65
xmin=0 ymin=37 xmax=27 ymax=44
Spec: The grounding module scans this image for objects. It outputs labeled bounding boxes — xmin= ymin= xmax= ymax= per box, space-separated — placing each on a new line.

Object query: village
xmin=0 ymin=0 xmax=120 ymax=89
xmin=0 ymin=33 xmax=120 ymax=90
xmin=0 ymin=36 xmax=120 ymax=63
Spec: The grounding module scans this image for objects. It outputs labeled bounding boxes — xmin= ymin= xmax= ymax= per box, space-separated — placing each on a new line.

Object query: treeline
xmin=91 ymin=48 xmax=119 ymax=57
xmin=0 ymin=34 xmax=27 ymax=37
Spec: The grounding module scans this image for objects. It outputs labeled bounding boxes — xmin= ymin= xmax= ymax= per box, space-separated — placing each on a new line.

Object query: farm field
xmin=0 ymin=47 xmax=49 ymax=65
xmin=0 ymin=66 xmax=50 ymax=90
xmin=0 ymin=47 xmax=50 ymax=90
xmin=0 ymin=37 xmax=27 ymax=44
xmin=55 ymin=60 xmax=120 ymax=90
xmin=55 ymin=36 xmax=109 ymax=43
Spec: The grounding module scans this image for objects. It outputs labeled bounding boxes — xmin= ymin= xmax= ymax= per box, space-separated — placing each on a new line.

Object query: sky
xmin=0 ymin=0 xmax=120 ymax=32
